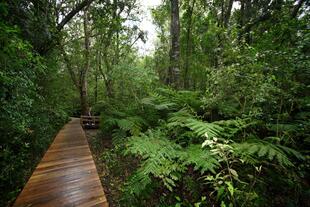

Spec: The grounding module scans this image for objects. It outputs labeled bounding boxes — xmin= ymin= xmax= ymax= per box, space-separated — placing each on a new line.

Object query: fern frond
xmin=111 ymin=129 xmax=127 ymax=144
xmin=141 ymin=95 xmax=177 ymax=111
xmin=233 ymin=139 xmax=304 ymax=167
xmin=125 ymin=130 xmax=185 ymax=192
xmin=103 ymin=114 xmax=146 ymax=136
xmin=125 ymin=130 xmax=181 ymax=159
xmin=180 ymin=145 xmax=220 ymax=174
xmin=124 ymin=169 xmax=152 ymax=196
xmin=167 ymin=108 xmax=195 ymax=128
xmin=185 ymin=118 xmax=224 ymax=138
xmin=118 ymin=118 xmax=134 ymax=131
xmin=276 ymin=145 xmax=305 ymax=161
xmin=214 ymin=118 xmax=258 ymax=138
xmin=141 ymin=97 xmax=156 ymax=106
xmin=102 ymin=117 xmax=118 ymax=126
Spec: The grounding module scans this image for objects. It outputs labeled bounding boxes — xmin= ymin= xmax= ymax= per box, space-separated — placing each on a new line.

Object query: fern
xmin=125 ymin=130 xmax=181 ymax=158
xmin=167 ymin=108 xmax=195 ymax=128
xmin=168 ymin=110 xmax=257 ymax=141
xmin=233 ymin=139 xmax=304 ymax=167
xmin=125 ymin=129 xmax=224 ymax=195
xmin=117 ymin=118 xmax=134 ymax=131
xmin=141 ymin=88 xmax=202 ymax=113
xmin=180 ymin=145 xmax=220 ymax=174
xmin=124 ymin=168 xmax=152 ymax=196
xmin=118 ymin=116 xmax=145 ymax=135
xmin=111 ymin=128 xmax=127 ymax=144
xmin=185 ymin=118 xmax=224 ymax=138
xmin=155 ymin=88 xmax=202 ymax=109
xmin=125 ymin=130 xmax=185 ymax=193
xmin=214 ymin=118 xmax=258 ymax=138
xmin=276 ymin=145 xmax=305 ymax=161
xmin=141 ymin=96 xmax=177 ymax=111
xmin=102 ymin=115 xmax=146 ymax=136
xmin=168 ymin=109 xmax=224 ymax=138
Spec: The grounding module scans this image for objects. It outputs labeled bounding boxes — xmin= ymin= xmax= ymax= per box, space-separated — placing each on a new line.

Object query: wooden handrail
xmin=80 ymin=115 xmax=100 ymax=119
xmin=80 ymin=116 xmax=100 ymax=129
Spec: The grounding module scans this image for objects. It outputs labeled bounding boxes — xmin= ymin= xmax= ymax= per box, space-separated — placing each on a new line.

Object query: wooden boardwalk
xmin=13 ymin=118 xmax=108 ymax=207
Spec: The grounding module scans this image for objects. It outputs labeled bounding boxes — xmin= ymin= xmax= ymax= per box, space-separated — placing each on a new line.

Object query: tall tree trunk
xmin=184 ymin=0 xmax=195 ymax=89
xmin=220 ymin=0 xmax=225 ymax=26
xmin=167 ymin=0 xmax=180 ymax=88
xmin=224 ymin=0 xmax=234 ymax=28
xmin=237 ymin=0 xmax=245 ymax=43
xmin=95 ymin=50 xmax=100 ymax=104
xmin=291 ymin=0 xmax=306 ymax=18
xmin=102 ymin=53 xmax=114 ymax=98
xmin=81 ymin=8 xmax=90 ymax=115
xmin=244 ymin=0 xmax=252 ymax=43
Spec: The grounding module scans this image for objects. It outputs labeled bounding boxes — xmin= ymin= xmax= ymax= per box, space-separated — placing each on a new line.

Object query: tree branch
xmin=240 ymin=0 xmax=283 ymax=37
xmin=60 ymin=46 xmax=80 ymax=89
xmin=56 ymin=0 xmax=94 ymax=31
xmin=291 ymin=0 xmax=306 ymax=18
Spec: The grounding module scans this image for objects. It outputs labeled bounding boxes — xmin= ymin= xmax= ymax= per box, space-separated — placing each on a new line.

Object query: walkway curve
xmin=13 ymin=118 xmax=108 ymax=207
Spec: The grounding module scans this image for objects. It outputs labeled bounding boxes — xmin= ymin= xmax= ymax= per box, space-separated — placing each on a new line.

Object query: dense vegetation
xmin=0 ymin=1 xmax=76 ymax=205
xmin=1 ymin=0 xmax=309 ymax=206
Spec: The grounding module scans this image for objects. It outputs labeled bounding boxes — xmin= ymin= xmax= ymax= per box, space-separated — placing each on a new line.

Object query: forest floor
xmin=85 ymin=129 xmax=123 ymax=207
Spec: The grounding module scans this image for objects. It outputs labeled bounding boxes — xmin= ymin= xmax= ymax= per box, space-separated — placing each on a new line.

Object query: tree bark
xmin=61 ymin=46 xmax=80 ymax=89
xmin=167 ymin=0 xmax=181 ymax=88
xmin=56 ymin=0 xmax=94 ymax=31
xmin=291 ymin=0 xmax=306 ymax=18
xmin=223 ymin=0 xmax=234 ymax=28
xmin=184 ymin=0 xmax=195 ymax=89
xmin=80 ymin=8 xmax=90 ymax=115
xmin=95 ymin=50 xmax=100 ymax=104
xmin=101 ymin=53 xmax=114 ymax=98
xmin=238 ymin=0 xmax=284 ymax=43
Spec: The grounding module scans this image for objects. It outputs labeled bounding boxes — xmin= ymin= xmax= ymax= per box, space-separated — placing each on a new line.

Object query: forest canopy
xmin=0 ymin=0 xmax=309 ymax=206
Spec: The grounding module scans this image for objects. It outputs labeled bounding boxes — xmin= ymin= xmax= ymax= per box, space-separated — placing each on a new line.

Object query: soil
xmin=85 ymin=129 xmax=120 ymax=207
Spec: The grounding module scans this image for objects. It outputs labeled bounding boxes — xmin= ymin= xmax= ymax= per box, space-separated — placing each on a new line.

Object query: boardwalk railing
xmin=80 ymin=116 xmax=100 ymax=129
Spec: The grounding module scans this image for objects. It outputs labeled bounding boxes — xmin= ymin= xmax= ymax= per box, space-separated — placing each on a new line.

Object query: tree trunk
xmin=95 ymin=50 xmax=99 ymax=104
xmin=167 ymin=0 xmax=180 ymax=88
xmin=81 ymin=8 xmax=90 ymax=115
xmin=291 ymin=0 xmax=306 ymax=18
xmin=184 ymin=0 xmax=195 ymax=89
xmin=80 ymin=84 xmax=88 ymax=115
xmin=244 ymin=0 xmax=252 ymax=43
xmin=224 ymin=0 xmax=234 ymax=28
xmin=237 ymin=0 xmax=245 ymax=43
xmin=220 ymin=0 xmax=225 ymax=26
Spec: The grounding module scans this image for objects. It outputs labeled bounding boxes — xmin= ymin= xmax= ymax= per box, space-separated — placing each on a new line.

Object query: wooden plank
xmin=13 ymin=118 xmax=108 ymax=207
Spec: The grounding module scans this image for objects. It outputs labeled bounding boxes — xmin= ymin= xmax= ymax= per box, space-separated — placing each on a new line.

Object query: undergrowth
xmin=98 ymin=87 xmax=309 ymax=207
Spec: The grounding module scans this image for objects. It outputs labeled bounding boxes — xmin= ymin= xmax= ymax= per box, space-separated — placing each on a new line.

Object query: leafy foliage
xmin=2 ymin=0 xmax=309 ymax=206
xmin=0 ymin=7 xmax=72 ymax=205
xmin=103 ymin=86 xmax=309 ymax=206
xmin=181 ymin=144 xmax=220 ymax=174
xmin=233 ymin=139 xmax=304 ymax=167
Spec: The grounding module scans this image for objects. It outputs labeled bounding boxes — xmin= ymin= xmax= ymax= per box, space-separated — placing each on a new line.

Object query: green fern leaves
xmin=125 ymin=130 xmax=221 ymax=194
xmin=103 ymin=115 xmax=146 ymax=136
xmin=125 ymin=130 xmax=185 ymax=193
xmin=180 ymin=145 xmax=220 ymax=174
xmin=125 ymin=130 xmax=181 ymax=159
xmin=186 ymin=119 xmax=224 ymax=138
xmin=233 ymin=139 xmax=304 ymax=167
